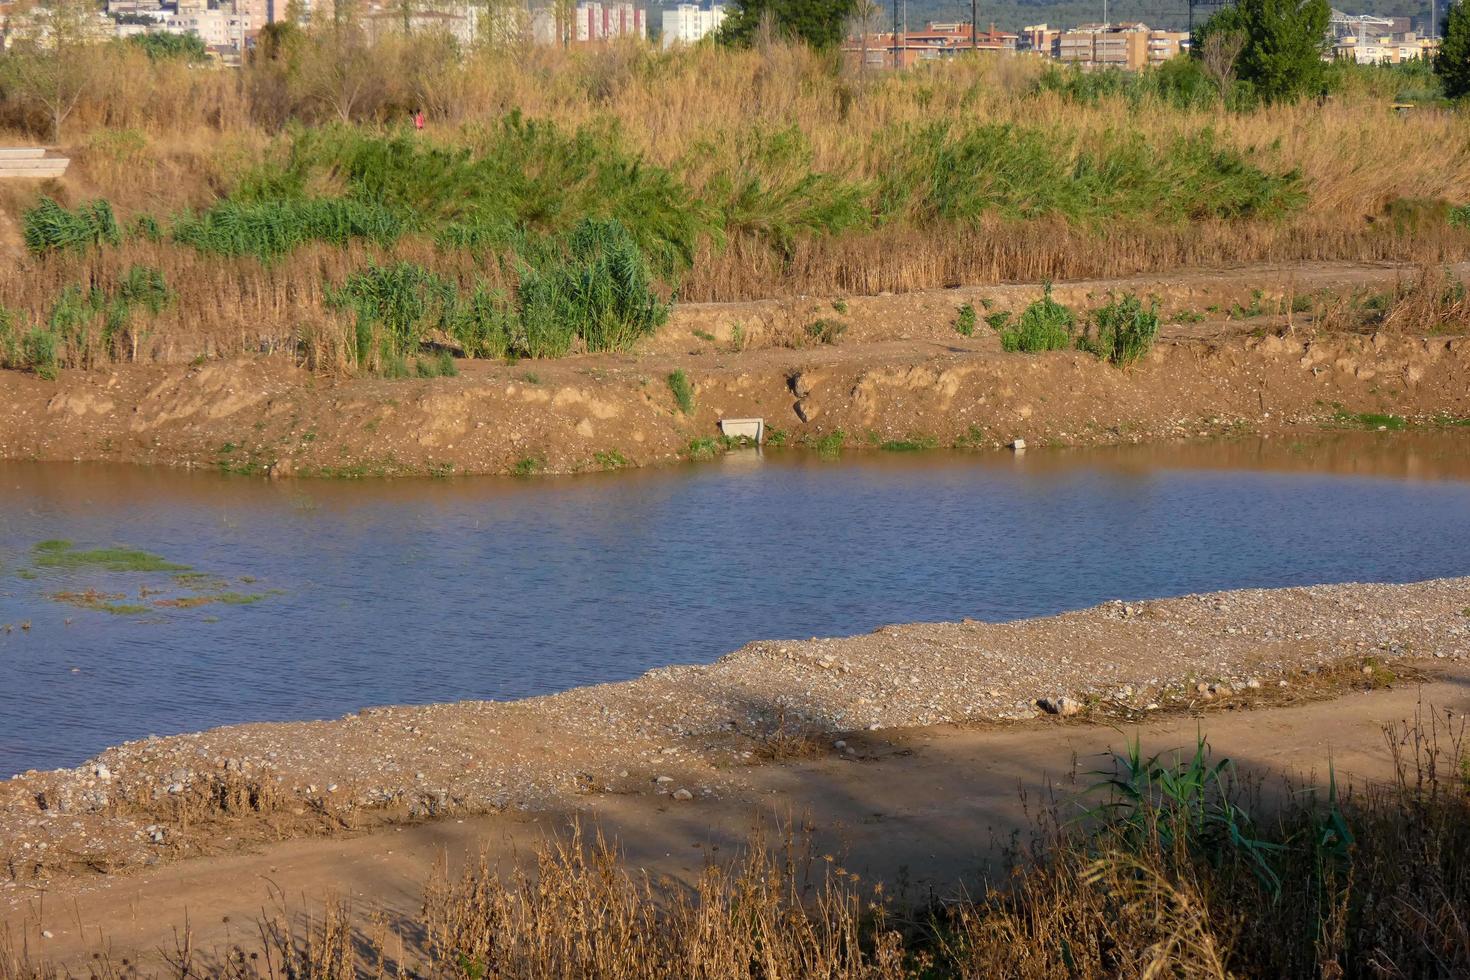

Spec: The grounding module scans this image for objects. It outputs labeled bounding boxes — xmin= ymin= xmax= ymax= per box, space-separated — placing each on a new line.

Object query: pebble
xmin=671 ymin=789 xmax=693 ymax=802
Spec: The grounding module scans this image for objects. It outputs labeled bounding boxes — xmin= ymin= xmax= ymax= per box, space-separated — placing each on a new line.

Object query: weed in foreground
xmin=995 ymin=284 xmax=1075 ymax=353
xmin=1077 ymin=292 xmax=1160 ymax=366
xmin=953 ymin=302 xmax=977 ymax=337
xmin=8 ymin=714 xmax=1465 ymax=978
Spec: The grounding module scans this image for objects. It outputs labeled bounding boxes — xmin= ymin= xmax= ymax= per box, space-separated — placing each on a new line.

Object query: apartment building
xmin=842 ymin=22 xmax=1019 ymax=70
xmin=661 ymin=2 xmax=723 ymax=48
xmin=531 ymin=1 xmax=644 ymax=45
xmin=1147 ymin=29 xmax=1189 ymax=63
xmin=164 ymin=7 xmax=254 ymax=47
xmin=1058 ymin=22 xmax=1151 ymax=70
xmin=1334 ymin=31 xmax=1438 ymax=62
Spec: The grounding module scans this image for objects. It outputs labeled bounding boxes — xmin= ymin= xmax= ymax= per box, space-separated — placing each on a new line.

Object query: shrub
xmin=23 ymin=197 xmax=122 ymax=255
xmin=128 ymin=32 xmax=209 ymax=63
xmin=804 ymin=318 xmax=846 ymax=344
xmin=667 ymin=369 xmax=694 ymax=415
xmin=1078 ymin=293 xmax=1160 ymax=366
xmin=998 ymin=284 xmax=1075 ymax=353
xmin=1451 ymin=204 xmax=1470 ymax=229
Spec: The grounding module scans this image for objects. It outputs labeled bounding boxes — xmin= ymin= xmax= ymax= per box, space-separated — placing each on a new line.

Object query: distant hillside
xmin=652 ymin=0 xmax=1441 ymax=35
xmin=889 ymin=0 xmax=1438 ymax=32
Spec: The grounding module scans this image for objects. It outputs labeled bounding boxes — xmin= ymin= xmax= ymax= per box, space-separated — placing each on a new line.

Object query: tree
xmin=850 ymin=0 xmax=880 ymax=73
xmin=1194 ymin=0 xmax=1330 ymax=103
xmin=717 ymin=0 xmax=859 ymax=51
xmin=0 ymin=0 xmax=107 ymax=143
xmin=128 ymin=31 xmax=211 ymax=63
xmin=1438 ymin=0 xmax=1470 ymax=100
xmin=1197 ymin=28 xmax=1246 ymax=99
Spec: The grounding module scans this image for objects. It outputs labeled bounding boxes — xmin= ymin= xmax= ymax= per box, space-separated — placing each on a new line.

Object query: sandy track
xmin=6 ymin=661 xmax=1469 ymax=975
xmin=2 ymin=577 xmax=1467 ymax=892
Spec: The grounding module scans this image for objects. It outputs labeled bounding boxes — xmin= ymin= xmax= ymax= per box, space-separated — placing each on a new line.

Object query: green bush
xmin=23 ymin=197 xmax=122 ymax=255
xmin=1078 ymin=293 xmax=1160 ymax=366
xmin=1450 ymin=205 xmax=1470 ymax=229
xmin=999 ymin=284 xmax=1075 ymax=353
xmin=879 ymin=123 xmax=1303 ymax=226
xmin=128 ymin=32 xmax=210 ymax=62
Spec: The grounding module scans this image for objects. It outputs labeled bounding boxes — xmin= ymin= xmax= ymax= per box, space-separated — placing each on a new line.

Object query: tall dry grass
xmin=3 ymin=42 xmax=1470 ymax=372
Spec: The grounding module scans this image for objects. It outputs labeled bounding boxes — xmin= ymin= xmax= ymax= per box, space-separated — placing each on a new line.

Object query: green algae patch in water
xmin=50 ymin=590 xmax=151 ymax=615
xmin=153 ymin=591 xmax=270 ymax=609
xmin=32 ymin=540 xmax=191 ymax=572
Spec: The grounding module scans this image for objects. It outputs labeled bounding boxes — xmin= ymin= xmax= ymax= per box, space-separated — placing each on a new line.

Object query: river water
xmin=2 ymin=431 xmax=1469 ymax=775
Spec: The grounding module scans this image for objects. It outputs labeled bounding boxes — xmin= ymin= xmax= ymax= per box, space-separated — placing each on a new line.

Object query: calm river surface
xmin=2 ymin=432 xmax=1469 ymax=775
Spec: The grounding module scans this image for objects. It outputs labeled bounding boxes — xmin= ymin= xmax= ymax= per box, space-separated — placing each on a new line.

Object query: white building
xmin=661 ymin=1 xmax=722 ymax=48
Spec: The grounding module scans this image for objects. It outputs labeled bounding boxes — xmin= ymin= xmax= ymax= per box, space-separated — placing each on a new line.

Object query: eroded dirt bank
xmin=2 ymin=577 xmax=1467 ymax=894
xmin=1 ymin=261 xmax=1467 ymax=477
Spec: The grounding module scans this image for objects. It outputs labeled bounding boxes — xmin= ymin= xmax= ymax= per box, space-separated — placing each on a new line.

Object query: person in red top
xmin=414 ymin=110 xmax=425 ymax=132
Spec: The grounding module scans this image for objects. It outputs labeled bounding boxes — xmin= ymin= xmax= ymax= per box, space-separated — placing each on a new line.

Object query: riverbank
xmin=2 ymin=576 xmax=1467 ymax=892
xmin=5 ymin=659 xmax=1467 ymax=976
xmin=1 ymin=261 xmax=1467 ymax=479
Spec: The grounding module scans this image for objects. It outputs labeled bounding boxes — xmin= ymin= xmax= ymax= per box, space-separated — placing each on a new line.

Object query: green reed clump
xmin=172 ymin=198 xmax=404 ymax=259
xmin=293 ymin=119 xmax=712 ymax=280
xmin=667 ymin=369 xmax=694 ymax=414
xmin=415 ymin=351 xmax=458 ymax=378
xmin=1077 ymin=293 xmax=1160 ymax=366
xmin=994 ymin=283 xmax=1075 ymax=353
xmin=330 ymin=262 xmax=459 ymax=370
xmin=35 ymin=266 xmax=172 ymax=371
xmin=879 ymin=123 xmax=1303 ymax=226
xmin=516 ymin=219 xmax=670 ymax=358
xmin=330 ymin=221 xmax=667 ymax=372
xmin=696 ymin=126 xmax=869 ymax=257
xmin=22 ymin=197 xmax=122 ymax=255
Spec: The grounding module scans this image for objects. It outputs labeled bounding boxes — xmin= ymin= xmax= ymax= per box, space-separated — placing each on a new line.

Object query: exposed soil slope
xmin=1 ymin=262 xmax=1467 ymax=478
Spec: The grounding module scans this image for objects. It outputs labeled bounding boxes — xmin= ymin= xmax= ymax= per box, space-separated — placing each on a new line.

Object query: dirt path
xmin=6 ymin=663 xmax=1468 ymax=974
xmin=1 ymin=261 xmax=1466 ymax=478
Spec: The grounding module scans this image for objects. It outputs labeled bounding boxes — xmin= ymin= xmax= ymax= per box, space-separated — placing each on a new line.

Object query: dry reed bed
xmin=3 ymin=46 xmax=1470 ymax=373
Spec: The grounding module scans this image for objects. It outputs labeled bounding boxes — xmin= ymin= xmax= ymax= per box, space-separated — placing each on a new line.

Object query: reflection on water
xmin=1 ymin=430 xmax=1468 ymax=774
